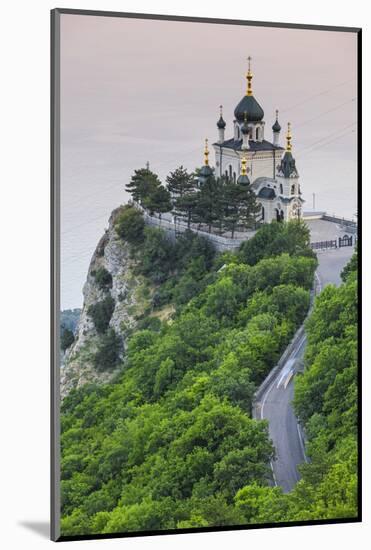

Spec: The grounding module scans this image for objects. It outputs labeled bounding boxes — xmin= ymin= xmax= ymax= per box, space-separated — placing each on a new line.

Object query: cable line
xmin=295 ymin=98 xmax=357 ymax=128
xmin=280 ymin=77 xmax=356 ymax=114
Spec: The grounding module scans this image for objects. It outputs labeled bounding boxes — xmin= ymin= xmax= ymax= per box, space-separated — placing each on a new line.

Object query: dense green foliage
xmin=126 ymin=165 xmax=260 ymax=234
xmin=93 ymin=329 xmax=121 ymax=372
xmin=87 ymin=296 xmax=115 ymax=335
xmin=93 ymin=267 xmax=113 ymax=290
xmin=60 ymin=219 xmax=324 ymax=536
xmin=125 ymin=168 xmax=172 ymax=217
xmin=233 ymin=249 xmax=358 ymax=523
xmin=115 ymin=208 xmax=217 ymax=307
xmin=239 ymin=219 xmax=315 ymax=265
xmin=115 ymin=205 xmax=145 ymax=245
xmin=61 ymin=328 xmax=75 ymax=352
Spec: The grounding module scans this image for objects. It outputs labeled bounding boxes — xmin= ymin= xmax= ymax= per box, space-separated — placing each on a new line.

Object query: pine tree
xmin=174 ymin=191 xmax=200 ymax=228
xmin=125 ymin=168 xmax=162 ymax=205
xmin=194 ymin=176 xmax=225 ymax=233
xmin=144 ymin=185 xmax=172 ymax=219
xmin=238 ymin=185 xmax=261 ymax=230
xmin=166 ymin=166 xmax=195 ymax=199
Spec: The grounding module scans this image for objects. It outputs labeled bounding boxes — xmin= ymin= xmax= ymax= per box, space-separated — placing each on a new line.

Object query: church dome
xmin=241 ymin=112 xmax=249 ymax=135
xmin=217 ymin=116 xmax=226 ymax=129
xmin=237 ymin=174 xmax=250 ymax=186
xmin=272 ymin=119 xmax=281 ymax=132
xmin=234 ymin=95 xmax=264 ymax=123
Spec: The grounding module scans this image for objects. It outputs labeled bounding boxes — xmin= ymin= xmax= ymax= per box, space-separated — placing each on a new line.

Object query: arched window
xmin=280 ymin=210 xmax=284 ymax=220
xmin=229 ymin=165 xmax=233 ymax=180
xmin=291 ymin=184 xmax=295 ymax=195
xmin=280 ymin=183 xmax=283 ymax=194
xmin=233 ymin=172 xmax=236 ymax=183
xmin=256 ymin=127 xmax=259 ymax=141
xmin=249 ymin=129 xmax=253 ymax=139
xmin=225 ymin=170 xmax=228 ymax=179
xmin=261 ymin=205 xmax=265 ymax=220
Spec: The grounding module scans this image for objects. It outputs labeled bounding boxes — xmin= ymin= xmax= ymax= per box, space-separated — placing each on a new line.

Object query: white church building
xmin=211 ymin=57 xmax=304 ymax=223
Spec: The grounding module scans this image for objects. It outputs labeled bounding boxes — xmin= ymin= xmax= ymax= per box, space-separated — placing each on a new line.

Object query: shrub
xmin=115 ymin=206 xmax=145 ymax=244
xmin=136 ymin=317 xmax=162 ymax=332
xmin=94 ymin=267 xmax=113 ymax=290
xmin=61 ymin=327 xmax=75 ymax=352
xmin=88 ymin=296 xmax=115 ymax=334
xmin=93 ymin=329 xmax=121 ymax=371
xmin=138 ymin=227 xmax=176 ymax=283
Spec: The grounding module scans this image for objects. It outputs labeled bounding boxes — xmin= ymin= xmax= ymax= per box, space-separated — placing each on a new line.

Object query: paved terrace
xmin=139 ymin=205 xmax=356 ymax=251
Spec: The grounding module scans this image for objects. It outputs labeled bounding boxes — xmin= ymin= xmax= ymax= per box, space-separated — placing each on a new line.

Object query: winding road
xmin=254 ymin=246 xmax=355 ymax=492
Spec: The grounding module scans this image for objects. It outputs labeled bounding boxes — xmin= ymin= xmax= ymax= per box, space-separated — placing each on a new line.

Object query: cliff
xmin=61 ymin=206 xmax=152 ymax=398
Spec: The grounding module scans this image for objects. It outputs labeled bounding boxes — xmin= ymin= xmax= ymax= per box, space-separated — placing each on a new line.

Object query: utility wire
xmin=295 ymin=98 xmax=357 ymax=128
xmin=280 ymin=77 xmax=356 ymax=114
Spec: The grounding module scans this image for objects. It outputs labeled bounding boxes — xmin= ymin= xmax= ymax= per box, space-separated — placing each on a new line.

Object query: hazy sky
xmin=60 ymin=14 xmax=358 ymax=309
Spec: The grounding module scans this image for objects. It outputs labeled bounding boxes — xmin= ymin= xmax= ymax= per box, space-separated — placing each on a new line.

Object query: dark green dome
xmin=272 ymin=119 xmax=281 ymax=132
xmin=199 ymin=165 xmax=213 ymax=177
xmin=234 ymin=95 xmax=264 ymax=123
xmin=237 ymin=174 xmax=250 ymax=186
xmin=217 ymin=116 xmax=226 ymax=129
xmin=241 ymin=118 xmax=249 ymax=135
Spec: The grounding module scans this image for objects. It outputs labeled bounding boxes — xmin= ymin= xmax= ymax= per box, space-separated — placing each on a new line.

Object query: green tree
xmin=194 ymin=175 xmax=224 ymax=232
xmin=61 ymin=327 xmax=75 ymax=352
xmin=125 ymin=167 xmax=162 ymax=205
xmin=87 ymin=296 xmax=115 ymax=334
xmin=94 ymin=267 xmax=113 ymax=290
xmin=174 ymin=191 xmax=199 ymax=228
xmin=143 ymin=185 xmax=172 ymax=219
xmin=93 ymin=329 xmax=121 ymax=371
xmin=115 ymin=205 xmax=145 ymax=245
xmin=166 ymin=166 xmax=195 ymax=198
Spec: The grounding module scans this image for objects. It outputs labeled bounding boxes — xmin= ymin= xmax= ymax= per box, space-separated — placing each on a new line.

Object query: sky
xmin=60 ymin=13 xmax=358 ymax=310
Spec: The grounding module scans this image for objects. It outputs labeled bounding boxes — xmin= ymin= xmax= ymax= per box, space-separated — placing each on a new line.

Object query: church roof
xmin=217 ymin=116 xmax=226 ymax=129
xmin=258 ymin=187 xmax=276 ymax=199
xmin=272 ymin=119 xmax=281 ymax=132
xmin=214 ymin=138 xmax=284 ymax=152
xmin=237 ymin=174 xmax=250 ymax=186
xmin=234 ymin=95 xmax=264 ymax=123
xmin=278 ymin=151 xmax=299 ymax=178
xmin=199 ymin=164 xmax=213 ymax=177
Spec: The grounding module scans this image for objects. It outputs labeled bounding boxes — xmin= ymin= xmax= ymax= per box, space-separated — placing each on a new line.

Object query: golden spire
xmin=286 ymin=122 xmax=292 ymax=152
xmin=241 ymin=154 xmax=247 ymax=175
xmin=204 ymin=138 xmax=209 ymax=165
xmin=246 ymin=56 xmax=253 ymax=96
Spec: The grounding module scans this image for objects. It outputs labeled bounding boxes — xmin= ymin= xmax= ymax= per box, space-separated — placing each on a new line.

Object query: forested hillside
xmin=60 ymin=213 xmax=357 ymax=536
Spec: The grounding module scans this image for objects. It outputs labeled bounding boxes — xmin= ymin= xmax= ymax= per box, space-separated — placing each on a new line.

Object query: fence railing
xmin=310 ymin=235 xmax=354 ymax=250
xmin=322 ymin=214 xmax=357 ymax=230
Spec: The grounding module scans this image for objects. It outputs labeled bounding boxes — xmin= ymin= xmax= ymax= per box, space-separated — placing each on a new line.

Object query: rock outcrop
xmin=61 ymin=206 xmax=151 ymax=398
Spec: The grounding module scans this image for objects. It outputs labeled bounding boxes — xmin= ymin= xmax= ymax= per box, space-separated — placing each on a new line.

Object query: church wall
xmin=214 ymin=145 xmax=284 ymax=182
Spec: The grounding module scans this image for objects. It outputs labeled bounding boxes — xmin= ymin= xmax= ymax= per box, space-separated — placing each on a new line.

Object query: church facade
xmin=211 ymin=58 xmax=304 ymax=223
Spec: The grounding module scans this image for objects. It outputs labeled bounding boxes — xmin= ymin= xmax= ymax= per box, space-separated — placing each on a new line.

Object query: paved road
xmin=257 ymin=246 xmax=354 ymax=492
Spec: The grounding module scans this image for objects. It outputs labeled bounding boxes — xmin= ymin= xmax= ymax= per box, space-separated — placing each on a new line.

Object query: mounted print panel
xmin=51 ymin=8 xmax=361 ymax=542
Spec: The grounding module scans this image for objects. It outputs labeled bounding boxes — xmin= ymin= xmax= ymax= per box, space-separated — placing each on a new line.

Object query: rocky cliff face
xmin=61 ymin=206 xmax=151 ymax=398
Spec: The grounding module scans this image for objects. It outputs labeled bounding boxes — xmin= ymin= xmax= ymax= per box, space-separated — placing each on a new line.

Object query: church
xmin=208 ymin=57 xmax=304 ymax=223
